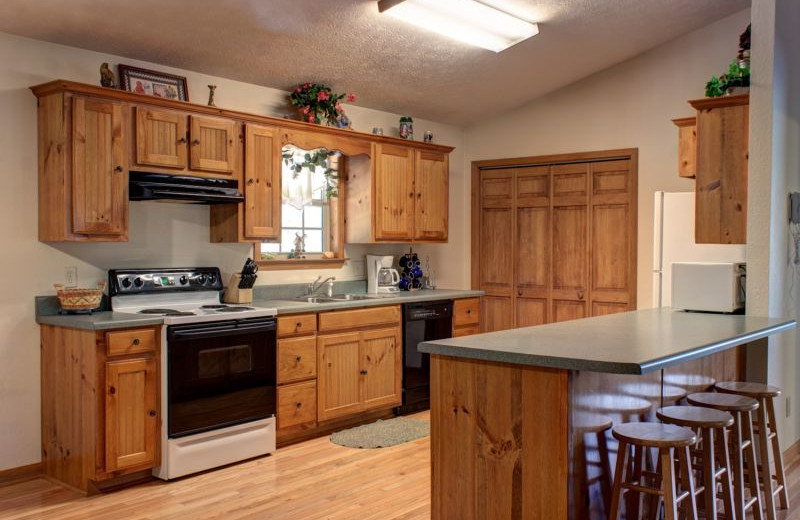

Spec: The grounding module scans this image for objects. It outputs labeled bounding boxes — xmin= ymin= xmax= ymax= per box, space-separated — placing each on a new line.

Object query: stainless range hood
xmin=129 ymin=172 xmax=244 ymax=204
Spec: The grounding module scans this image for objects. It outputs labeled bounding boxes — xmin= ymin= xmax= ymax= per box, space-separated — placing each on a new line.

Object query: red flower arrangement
xmin=289 ymin=82 xmax=356 ymax=127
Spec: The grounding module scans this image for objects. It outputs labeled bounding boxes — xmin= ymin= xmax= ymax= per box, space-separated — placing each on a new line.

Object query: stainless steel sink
xmin=284 ymin=293 xmax=396 ymax=303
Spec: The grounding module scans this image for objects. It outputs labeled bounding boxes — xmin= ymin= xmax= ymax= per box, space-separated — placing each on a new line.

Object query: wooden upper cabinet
xmin=672 ymin=117 xmax=696 ymax=179
xmin=414 ymin=150 xmax=448 ymax=241
xmin=374 ymin=143 xmax=415 ymax=241
xmin=243 ymin=124 xmax=281 ymax=239
xmin=72 ymin=97 xmax=127 ymax=236
xmin=690 ymin=95 xmax=749 ymax=244
xmin=104 ymin=357 xmax=157 ymax=472
xmin=189 ymin=115 xmax=238 ymax=173
xmin=135 ymin=107 xmax=188 ymax=169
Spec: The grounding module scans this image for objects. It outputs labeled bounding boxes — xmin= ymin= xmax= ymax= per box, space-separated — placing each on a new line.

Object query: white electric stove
xmin=108 ymin=267 xmax=278 ymax=480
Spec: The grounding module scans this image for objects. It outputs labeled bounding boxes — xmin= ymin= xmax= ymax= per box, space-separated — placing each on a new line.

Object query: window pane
xmin=262 ymin=242 xmax=280 ymax=253
xmin=282 ymin=204 xmax=303 ymax=228
xmin=305 ymin=205 xmax=323 ymax=228
xmin=281 ymin=229 xmax=300 ymax=252
xmin=304 ymin=229 xmax=323 ymax=253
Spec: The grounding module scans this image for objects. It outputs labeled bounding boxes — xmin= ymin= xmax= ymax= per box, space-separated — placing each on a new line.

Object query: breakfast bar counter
xmin=418 ymin=308 xmax=795 ymax=519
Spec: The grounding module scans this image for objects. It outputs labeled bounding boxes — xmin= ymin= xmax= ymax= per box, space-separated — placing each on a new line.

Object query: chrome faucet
xmin=308 ymin=276 xmax=336 ymax=297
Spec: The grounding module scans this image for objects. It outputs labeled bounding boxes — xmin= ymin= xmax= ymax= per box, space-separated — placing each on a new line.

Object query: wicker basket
xmin=54 ymin=282 xmax=106 ymax=311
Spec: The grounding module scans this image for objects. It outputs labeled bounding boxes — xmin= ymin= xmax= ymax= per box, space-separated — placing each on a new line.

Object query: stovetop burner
xmin=215 ymin=306 xmax=254 ymax=312
xmin=139 ymin=308 xmax=197 ymax=316
xmin=200 ymin=304 xmax=228 ymax=309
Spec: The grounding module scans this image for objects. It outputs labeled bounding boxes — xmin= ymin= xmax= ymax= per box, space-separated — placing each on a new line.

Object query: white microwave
xmin=671 ymin=262 xmax=746 ymax=313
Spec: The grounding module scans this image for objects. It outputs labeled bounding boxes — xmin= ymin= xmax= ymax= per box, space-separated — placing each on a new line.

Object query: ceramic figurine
xmin=288 ymin=232 xmax=307 ymax=259
xmin=100 ymin=63 xmax=115 ymax=88
xmin=207 ymin=85 xmax=217 ymax=107
xmin=424 ymin=131 xmax=433 ymax=143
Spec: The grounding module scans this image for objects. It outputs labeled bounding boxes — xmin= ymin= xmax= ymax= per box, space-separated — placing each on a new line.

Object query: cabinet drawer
xmin=278 ymin=314 xmax=317 ymax=337
xmin=453 ymin=325 xmax=480 ymax=337
xmin=106 ymin=328 xmax=157 ymax=356
xmin=318 ymin=305 xmax=401 ymax=332
xmin=277 ymin=381 xmax=317 ymax=429
xmin=453 ymin=298 xmax=480 ymax=327
xmin=277 ymin=336 xmax=317 ymax=384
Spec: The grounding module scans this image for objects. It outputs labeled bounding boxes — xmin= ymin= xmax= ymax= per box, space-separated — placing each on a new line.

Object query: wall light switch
xmin=65 ymin=266 xmax=77 ymax=287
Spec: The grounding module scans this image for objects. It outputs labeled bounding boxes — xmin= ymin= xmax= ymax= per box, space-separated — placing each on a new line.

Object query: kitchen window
xmin=256 ymin=146 xmax=346 ymax=270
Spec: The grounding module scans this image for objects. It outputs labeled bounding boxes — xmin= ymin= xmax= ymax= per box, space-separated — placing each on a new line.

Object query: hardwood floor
xmin=0 ymin=415 xmax=798 ymax=520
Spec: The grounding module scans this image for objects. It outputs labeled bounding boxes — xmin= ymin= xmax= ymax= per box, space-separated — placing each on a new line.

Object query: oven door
xmin=167 ymin=317 xmax=277 ymax=438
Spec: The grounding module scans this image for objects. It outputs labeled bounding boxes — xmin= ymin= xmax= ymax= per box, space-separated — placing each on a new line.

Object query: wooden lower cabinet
xmin=453 ymin=297 xmax=481 ymax=336
xmin=40 ymin=325 xmax=160 ymax=492
xmin=277 ymin=381 xmax=317 ymax=430
xmin=317 ymin=306 xmax=402 ymax=422
xmin=276 ymin=316 xmax=318 ymax=433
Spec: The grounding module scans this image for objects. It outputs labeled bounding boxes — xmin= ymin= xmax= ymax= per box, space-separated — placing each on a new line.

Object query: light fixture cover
xmin=378 ymin=0 xmax=539 ymax=52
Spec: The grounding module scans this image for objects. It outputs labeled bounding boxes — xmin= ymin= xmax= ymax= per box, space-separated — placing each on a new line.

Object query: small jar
xmin=399 ymin=116 xmax=413 ymax=140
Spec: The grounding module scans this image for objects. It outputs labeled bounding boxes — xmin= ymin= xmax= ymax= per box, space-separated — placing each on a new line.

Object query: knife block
xmin=223 ymin=274 xmax=253 ymax=304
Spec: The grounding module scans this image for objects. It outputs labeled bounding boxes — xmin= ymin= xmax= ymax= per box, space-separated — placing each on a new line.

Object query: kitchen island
xmin=418 ymin=308 xmax=795 ymax=520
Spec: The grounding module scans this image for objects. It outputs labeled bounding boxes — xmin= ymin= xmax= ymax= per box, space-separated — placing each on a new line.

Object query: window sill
xmin=257 ymin=257 xmax=349 ymax=271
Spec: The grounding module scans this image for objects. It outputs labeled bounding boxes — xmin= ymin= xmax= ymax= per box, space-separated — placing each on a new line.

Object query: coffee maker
xmin=366 ymin=255 xmax=400 ymax=294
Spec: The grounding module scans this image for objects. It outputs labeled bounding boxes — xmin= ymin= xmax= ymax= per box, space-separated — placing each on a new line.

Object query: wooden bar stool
xmin=575 ymin=412 xmax=614 ymax=513
xmin=687 ymin=392 xmax=763 ymax=520
xmin=609 ymin=422 xmax=698 ymax=520
xmin=657 ymin=406 xmax=736 ymax=520
xmin=716 ymin=382 xmax=789 ymax=520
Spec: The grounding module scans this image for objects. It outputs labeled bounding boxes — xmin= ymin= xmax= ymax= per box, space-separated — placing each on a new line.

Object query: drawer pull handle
xmin=109 ymin=386 xmax=116 ymax=395
xmin=148 ymin=410 xmax=157 ymax=417
xmin=132 ymin=338 xmax=140 ymax=346
xmin=295 ymin=356 xmax=302 ymax=362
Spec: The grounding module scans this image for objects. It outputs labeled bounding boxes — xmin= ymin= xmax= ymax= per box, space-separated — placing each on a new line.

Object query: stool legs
xmin=756 ymin=398 xmax=777 ymax=519
xmin=717 ymin=426 xmax=737 ymax=520
xmin=597 ymin=429 xmax=613 ymax=508
xmin=766 ymin=397 xmax=789 ymax=510
xmin=677 ymin=446 xmax=698 ymax=520
xmin=732 ymin=410 xmax=764 ymax=520
xmin=609 ymin=440 xmax=629 ymax=519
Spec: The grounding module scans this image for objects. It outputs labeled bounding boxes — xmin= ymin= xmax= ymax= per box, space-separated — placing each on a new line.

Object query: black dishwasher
xmin=397 ymin=300 xmax=453 ymax=415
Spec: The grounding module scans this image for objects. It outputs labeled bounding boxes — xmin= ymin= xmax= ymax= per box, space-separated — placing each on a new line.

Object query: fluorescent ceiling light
xmin=378 ymin=0 xmax=539 ymax=53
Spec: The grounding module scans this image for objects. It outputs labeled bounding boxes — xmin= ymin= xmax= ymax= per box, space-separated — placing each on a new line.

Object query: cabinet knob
xmin=177 ymin=137 xmax=187 ymax=144
xmin=466 ymin=309 xmax=472 ymax=314
xmin=409 ymin=192 xmax=414 ymax=198
xmin=148 ymin=410 xmax=157 ymax=417
xmin=109 ymin=386 xmax=116 ymax=395
xmin=577 ymin=291 xmax=585 ymax=300
xmin=192 ymin=139 xmax=201 ymax=145
xmin=360 ymin=369 xmax=368 ymax=376
xmin=417 ymin=193 xmax=422 ymax=198
xmin=295 ymin=355 xmax=302 ymax=363
xmin=114 ymin=165 xmax=124 ymax=172
xmin=296 ymin=322 xmax=302 ymax=329
xmin=132 ymin=338 xmax=140 ymax=346
xmin=247 ymin=179 xmax=255 ymax=185
xmin=296 ymin=402 xmax=302 ymax=409
xmin=518 ymin=290 xmax=523 ymax=296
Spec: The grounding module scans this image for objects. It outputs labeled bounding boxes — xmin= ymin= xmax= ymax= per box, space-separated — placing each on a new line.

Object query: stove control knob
xmin=198 ymin=274 xmax=207 ymax=285
xmin=121 ymin=277 xmax=132 ymax=289
xmin=207 ymin=274 xmax=217 ymax=285
xmin=133 ymin=277 xmax=143 ymax=288
xmin=179 ymin=275 xmax=188 ymax=285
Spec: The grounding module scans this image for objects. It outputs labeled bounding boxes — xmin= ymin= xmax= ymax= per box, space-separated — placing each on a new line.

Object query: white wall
xmin=0 ymin=31 xmax=467 ymax=471
xmin=464 ymin=9 xmax=751 ymax=308
xmin=746 ymin=0 xmax=800 ymax=448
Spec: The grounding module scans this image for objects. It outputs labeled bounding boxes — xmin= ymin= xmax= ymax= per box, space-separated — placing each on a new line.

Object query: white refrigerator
xmin=652 ymin=191 xmax=746 ymax=307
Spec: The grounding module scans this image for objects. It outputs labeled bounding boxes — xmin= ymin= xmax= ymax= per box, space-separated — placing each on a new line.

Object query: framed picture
xmin=118 ymin=64 xmax=189 ymax=102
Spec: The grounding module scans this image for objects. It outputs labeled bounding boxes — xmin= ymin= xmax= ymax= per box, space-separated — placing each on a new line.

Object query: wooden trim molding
xmin=257 ymin=258 xmax=349 ymax=270
xmin=688 ymin=93 xmax=749 ymax=111
xmin=471 ymin=147 xmax=639 ymax=170
xmin=0 ymin=462 xmax=42 ymax=486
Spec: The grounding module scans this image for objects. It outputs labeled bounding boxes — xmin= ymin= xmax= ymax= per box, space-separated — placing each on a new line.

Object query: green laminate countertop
xmin=418 ymin=308 xmax=795 ymax=374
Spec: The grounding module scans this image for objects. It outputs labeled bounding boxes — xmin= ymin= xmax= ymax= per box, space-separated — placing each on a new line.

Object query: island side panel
xmin=430 ymin=354 xmax=569 ymax=520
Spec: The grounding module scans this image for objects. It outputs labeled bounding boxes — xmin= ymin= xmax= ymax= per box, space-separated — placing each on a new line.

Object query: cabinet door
xmin=135 ymin=107 xmax=188 ymax=169
xmin=72 ymin=97 xmax=127 ymax=236
xmin=515 ymin=166 xmax=550 ymax=327
xmin=550 ymin=163 xmax=589 ymax=323
xmin=478 ymin=169 xmax=514 ymax=332
xmin=374 ymin=143 xmax=415 ymax=241
xmin=414 ymin=150 xmax=448 ymax=241
xmin=105 ymin=357 xmax=157 ymax=472
xmin=317 ymin=332 xmax=363 ymax=421
xmin=360 ymin=327 xmax=402 ymax=410
xmin=243 ymin=124 xmax=281 ymax=239
xmin=190 ymin=115 xmax=238 ymax=173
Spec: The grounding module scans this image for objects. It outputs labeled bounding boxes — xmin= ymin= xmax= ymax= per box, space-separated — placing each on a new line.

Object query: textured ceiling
xmin=0 ymin=0 xmax=748 ymax=125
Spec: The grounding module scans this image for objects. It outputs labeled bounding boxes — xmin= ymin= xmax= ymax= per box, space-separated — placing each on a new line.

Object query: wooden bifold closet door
xmin=472 ymin=150 xmax=637 ymax=333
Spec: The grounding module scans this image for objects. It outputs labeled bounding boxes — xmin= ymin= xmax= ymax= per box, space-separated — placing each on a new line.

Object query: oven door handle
xmin=168 ymin=322 xmax=276 ymax=340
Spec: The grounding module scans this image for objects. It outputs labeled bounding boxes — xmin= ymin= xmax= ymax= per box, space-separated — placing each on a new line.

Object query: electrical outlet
xmin=786 ymin=396 xmax=791 ymax=418
xmin=65 ymin=266 xmax=77 ymax=287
